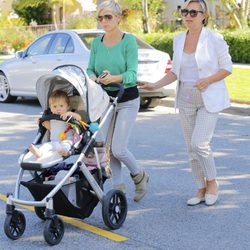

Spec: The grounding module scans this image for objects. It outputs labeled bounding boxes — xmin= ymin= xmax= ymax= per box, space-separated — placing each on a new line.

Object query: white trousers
xmin=178 ymin=84 xmax=219 ymax=188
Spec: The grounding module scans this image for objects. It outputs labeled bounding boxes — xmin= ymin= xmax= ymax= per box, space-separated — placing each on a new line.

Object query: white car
xmin=0 ymin=29 xmax=176 ymax=108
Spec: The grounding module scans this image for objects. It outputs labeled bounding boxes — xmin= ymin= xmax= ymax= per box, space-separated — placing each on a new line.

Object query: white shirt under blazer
xmin=171 ymin=27 xmax=233 ymax=113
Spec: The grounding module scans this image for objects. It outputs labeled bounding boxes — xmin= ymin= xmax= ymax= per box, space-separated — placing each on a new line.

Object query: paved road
xmin=0 ymin=99 xmax=250 ymax=249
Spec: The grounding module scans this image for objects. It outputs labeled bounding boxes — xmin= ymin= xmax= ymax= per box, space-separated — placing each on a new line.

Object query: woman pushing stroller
xmin=87 ymin=0 xmax=149 ymax=202
xmin=29 ymin=90 xmax=81 ymax=159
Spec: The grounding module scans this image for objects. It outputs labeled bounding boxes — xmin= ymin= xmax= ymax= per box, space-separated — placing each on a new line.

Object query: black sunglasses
xmin=96 ymin=14 xmax=114 ymax=22
xmin=181 ymin=9 xmax=204 ymax=17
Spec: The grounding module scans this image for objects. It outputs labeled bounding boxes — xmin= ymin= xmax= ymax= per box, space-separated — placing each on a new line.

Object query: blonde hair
xmin=49 ymin=90 xmax=70 ymax=107
xmin=97 ymin=0 xmax=122 ymax=16
xmin=182 ymin=0 xmax=209 ymax=26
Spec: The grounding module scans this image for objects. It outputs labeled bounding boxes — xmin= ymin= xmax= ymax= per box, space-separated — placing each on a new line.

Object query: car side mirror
xmin=15 ymin=51 xmax=24 ymax=59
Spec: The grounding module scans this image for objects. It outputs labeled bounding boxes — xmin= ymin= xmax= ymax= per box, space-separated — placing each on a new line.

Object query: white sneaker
xmin=187 ymin=196 xmax=205 ymax=206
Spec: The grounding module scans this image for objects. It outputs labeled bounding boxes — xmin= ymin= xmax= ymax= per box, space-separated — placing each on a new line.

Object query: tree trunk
xmin=52 ymin=3 xmax=58 ymax=30
xmin=222 ymin=0 xmax=242 ymax=28
xmin=242 ymin=0 xmax=250 ymax=26
xmin=142 ymin=0 xmax=150 ymax=33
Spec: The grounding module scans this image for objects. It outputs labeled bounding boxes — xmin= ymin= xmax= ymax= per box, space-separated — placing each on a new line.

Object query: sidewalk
xmin=233 ymin=63 xmax=250 ymax=69
xmin=0 ymin=54 xmax=14 ymax=60
xmin=160 ymin=97 xmax=250 ymax=116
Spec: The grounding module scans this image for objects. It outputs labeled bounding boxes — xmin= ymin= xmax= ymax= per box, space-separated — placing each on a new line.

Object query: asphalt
xmin=1 ymin=100 xmax=250 ymax=249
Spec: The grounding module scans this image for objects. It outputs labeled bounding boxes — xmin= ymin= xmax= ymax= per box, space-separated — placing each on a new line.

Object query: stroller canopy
xmin=36 ymin=65 xmax=110 ymax=122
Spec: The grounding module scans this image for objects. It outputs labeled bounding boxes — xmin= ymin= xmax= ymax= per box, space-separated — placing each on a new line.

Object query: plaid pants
xmin=178 ymin=83 xmax=219 ymax=188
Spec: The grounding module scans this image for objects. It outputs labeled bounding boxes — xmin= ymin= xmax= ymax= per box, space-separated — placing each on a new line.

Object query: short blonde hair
xmin=97 ymin=0 xmax=122 ymax=16
xmin=183 ymin=0 xmax=209 ymax=26
xmin=49 ymin=90 xmax=70 ymax=107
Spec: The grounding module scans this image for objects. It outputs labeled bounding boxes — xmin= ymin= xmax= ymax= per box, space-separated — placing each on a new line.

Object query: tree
xmin=13 ymin=0 xmax=52 ymax=25
xmin=50 ymin=0 xmax=81 ymax=29
xmin=121 ymin=0 xmax=164 ymax=33
xmin=210 ymin=0 xmax=250 ymax=28
xmin=13 ymin=0 xmax=82 ymax=27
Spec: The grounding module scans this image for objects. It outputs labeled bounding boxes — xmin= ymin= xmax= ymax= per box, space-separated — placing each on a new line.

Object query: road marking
xmin=0 ymin=193 xmax=128 ymax=242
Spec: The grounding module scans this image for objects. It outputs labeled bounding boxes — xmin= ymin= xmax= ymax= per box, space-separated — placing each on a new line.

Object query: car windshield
xmin=77 ymin=32 xmax=153 ymax=50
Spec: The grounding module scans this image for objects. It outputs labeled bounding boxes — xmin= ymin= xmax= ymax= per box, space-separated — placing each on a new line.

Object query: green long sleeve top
xmin=87 ymin=33 xmax=138 ymax=90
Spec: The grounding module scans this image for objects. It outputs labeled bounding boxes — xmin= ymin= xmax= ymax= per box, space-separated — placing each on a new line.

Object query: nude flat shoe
xmin=187 ymin=196 xmax=205 ymax=206
xmin=205 ymin=193 xmax=218 ymax=206
xmin=205 ymin=181 xmax=219 ymax=206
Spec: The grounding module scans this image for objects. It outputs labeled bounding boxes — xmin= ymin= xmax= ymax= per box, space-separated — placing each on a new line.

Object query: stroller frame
xmin=4 ymin=66 xmax=127 ymax=246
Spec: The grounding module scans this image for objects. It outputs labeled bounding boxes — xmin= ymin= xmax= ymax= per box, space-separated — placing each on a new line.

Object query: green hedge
xmin=139 ymin=30 xmax=250 ymax=63
xmin=222 ymin=30 xmax=250 ymax=64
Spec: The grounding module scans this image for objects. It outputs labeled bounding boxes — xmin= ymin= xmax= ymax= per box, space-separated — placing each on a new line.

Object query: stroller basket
xmin=21 ymin=171 xmax=102 ymax=219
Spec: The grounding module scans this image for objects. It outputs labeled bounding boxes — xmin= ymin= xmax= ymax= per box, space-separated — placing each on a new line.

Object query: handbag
xmin=83 ymin=145 xmax=111 ymax=178
xmin=83 ymin=111 xmax=116 ymax=179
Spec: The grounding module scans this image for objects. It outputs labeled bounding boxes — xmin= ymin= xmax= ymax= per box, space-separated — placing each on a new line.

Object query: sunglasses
xmin=181 ymin=9 xmax=204 ymax=17
xmin=96 ymin=14 xmax=114 ymax=22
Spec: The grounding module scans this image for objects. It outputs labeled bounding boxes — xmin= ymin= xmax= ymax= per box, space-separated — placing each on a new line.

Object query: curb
xmin=159 ymin=98 xmax=250 ymax=116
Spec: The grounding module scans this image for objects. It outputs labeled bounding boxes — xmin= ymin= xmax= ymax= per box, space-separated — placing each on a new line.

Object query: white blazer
xmin=171 ymin=27 xmax=232 ymax=113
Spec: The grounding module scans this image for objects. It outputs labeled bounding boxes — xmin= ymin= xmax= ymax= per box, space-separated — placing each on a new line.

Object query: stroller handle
xmin=105 ymin=83 xmax=124 ymax=102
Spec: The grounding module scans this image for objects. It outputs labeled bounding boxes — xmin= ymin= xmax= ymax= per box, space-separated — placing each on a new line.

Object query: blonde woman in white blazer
xmin=139 ymin=0 xmax=232 ymax=206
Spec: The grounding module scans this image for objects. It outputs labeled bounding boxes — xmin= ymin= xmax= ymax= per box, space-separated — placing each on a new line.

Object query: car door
xmin=7 ymin=34 xmax=55 ymax=96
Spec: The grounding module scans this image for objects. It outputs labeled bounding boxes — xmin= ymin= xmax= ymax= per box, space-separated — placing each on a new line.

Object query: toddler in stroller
xmin=4 ymin=65 xmax=127 ymax=246
xmin=29 ymin=89 xmax=82 ymax=159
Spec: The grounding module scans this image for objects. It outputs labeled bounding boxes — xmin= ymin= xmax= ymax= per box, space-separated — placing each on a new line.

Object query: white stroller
xmin=4 ymin=65 xmax=127 ymax=245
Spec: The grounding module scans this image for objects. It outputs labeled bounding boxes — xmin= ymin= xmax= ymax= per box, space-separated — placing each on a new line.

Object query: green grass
xmin=226 ymin=67 xmax=250 ymax=104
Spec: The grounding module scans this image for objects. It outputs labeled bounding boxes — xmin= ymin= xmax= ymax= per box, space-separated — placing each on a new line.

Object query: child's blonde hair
xmin=49 ymin=90 xmax=70 ymax=107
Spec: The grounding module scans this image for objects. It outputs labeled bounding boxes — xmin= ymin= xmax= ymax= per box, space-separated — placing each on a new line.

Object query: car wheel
xmin=140 ymin=97 xmax=160 ymax=109
xmin=0 ymin=72 xmax=17 ymax=103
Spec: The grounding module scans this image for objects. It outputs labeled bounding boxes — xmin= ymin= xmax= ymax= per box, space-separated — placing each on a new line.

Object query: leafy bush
xmin=0 ymin=17 xmax=25 ymax=28
xmin=139 ymin=32 xmax=178 ymax=58
xmin=139 ymin=30 xmax=250 ymax=63
xmin=0 ymin=27 xmax=36 ymax=53
xmin=221 ymin=29 xmax=250 ymax=63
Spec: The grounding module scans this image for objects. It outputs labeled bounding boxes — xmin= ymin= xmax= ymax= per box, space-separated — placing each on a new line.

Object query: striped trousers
xmin=178 ymin=83 xmax=219 ymax=189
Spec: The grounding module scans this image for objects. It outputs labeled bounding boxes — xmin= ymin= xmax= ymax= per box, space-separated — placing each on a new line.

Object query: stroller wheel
xmin=43 ymin=216 xmax=64 ymax=245
xmin=34 ymin=207 xmax=46 ymax=220
xmin=102 ymin=189 xmax=127 ymax=230
xmin=4 ymin=210 xmax=26 ymax=240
